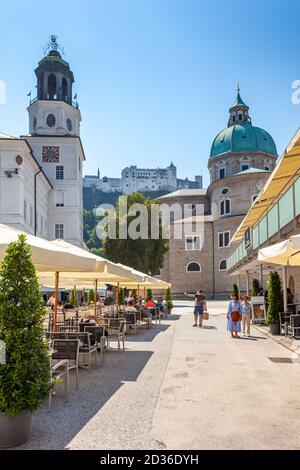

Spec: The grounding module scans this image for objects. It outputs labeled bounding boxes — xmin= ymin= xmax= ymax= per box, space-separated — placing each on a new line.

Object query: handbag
xmin=203 ymin=311 xmax=209 ymax=320
xmin=231 ymin=311 xmax=241 ymax=322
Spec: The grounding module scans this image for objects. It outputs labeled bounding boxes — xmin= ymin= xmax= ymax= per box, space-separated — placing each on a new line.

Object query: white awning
xmin=258 ymin=234 xmax=300 ymax=266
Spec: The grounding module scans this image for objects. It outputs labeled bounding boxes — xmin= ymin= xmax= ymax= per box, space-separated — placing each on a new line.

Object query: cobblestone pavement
xmin=17 ymin=301 xmax=300 ymax=450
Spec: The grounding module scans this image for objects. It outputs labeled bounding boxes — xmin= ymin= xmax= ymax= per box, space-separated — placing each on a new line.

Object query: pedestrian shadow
xmin=201 ymin=325 xmax=217 ymax=330
xmin=239 ymin=335 xmax=267 ymax=341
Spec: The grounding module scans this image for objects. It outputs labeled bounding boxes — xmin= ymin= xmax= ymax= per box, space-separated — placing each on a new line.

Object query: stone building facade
xmin=158 ymin=90 xmax=278 ymax=297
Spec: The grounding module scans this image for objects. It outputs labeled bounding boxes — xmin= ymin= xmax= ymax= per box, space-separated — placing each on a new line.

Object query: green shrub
xmin=252 ymin=279 xmax=260 ymax=296
xmin=232 ymin=284 xmax=239 ymax=299
xmin=70 ymin=288 xmax=75 ymax=305
xmin=165 ymin=287 xmax=173 ymax=309
xmin=88 ymin=289 xmax=95 ymax=304
xmin=146 ymin=289 xmax=153 ymax=302
xmin=119 ymin=288 xmax=125 ymax=305
xmin=266 ymin=271 xmax=283 ymax=325
xmin=132 ymin=289 xmax=138 ymax=304
xmin=0 ymin=235 xmax=52 ymax=416
xmin=104 ymin=296 xmax=114 ymax=306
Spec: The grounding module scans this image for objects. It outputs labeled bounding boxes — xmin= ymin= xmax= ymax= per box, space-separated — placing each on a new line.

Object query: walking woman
xmin=227 ymin=294 xmax=242 ymax=338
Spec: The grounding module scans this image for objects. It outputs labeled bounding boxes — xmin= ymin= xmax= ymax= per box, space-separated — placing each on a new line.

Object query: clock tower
xmin=25 ymin=35 xmax=84 ymax=246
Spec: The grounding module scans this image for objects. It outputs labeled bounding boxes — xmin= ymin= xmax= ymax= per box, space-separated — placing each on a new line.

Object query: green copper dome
xmin=210 ymin=89 xmax=278 ymax=159
xmin=210 ymin=123 xmax=278 ymax=158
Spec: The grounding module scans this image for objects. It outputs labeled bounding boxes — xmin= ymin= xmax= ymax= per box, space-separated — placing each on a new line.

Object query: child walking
xmin=241 ymin=295 xmax=252 ymax=337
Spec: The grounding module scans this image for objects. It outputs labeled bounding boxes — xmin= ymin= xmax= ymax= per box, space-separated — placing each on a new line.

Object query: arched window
xmin=219 ymin=259 xmax=227 ymax=271
xmin=220 ymin=199 xmax=231 ymax=216
xmin=62 ymin=77 xmax=68 ymax=101
xmin=48 ymin=74 xmax=57 ymax=99
xmin=186 ymin=262 xmax=201 ymax=273
xmin=219 ymin=166 xmax=226 ymax=179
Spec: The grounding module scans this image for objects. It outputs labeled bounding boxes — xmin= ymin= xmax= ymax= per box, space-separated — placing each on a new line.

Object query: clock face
xmin=16 ymin=155 xmax=23 ymax=165
xmin=42 ymin=146 xmax=60 ymax=163
xmin=46 ymin=114 xmax=56 ymax=128
xmin=67 ymin=118 xmax=72 ymax=131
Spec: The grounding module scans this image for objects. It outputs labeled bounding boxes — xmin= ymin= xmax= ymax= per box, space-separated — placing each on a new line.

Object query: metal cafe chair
xmin=106 ymin=320 xmax=126 ymax=351
xmin=52 ymin=339 xmax=80 ymax=390
xmin=288 ymin=315 xmax=300 ymax=339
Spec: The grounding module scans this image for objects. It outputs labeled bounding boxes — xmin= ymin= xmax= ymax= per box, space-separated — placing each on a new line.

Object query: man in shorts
xmin=185 ymin=289 xmax=207 ymax=327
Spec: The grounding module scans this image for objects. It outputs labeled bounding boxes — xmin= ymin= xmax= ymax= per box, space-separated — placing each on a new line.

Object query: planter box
xmin=269 ymin=323 xmax=280 ymax=336
xmin=0 ymin=411 xmax=32 ymax=448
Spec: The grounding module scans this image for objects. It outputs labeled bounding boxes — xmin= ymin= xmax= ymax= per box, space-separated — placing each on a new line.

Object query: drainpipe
xmin=34 ymin=167 xmax=42 ymax=236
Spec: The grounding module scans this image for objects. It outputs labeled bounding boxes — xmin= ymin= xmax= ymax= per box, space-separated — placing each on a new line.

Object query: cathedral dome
xmin=210 ymin=88 xmax=277 ymax=159
xmin=210 ymin=123 xmax=277 ymax=158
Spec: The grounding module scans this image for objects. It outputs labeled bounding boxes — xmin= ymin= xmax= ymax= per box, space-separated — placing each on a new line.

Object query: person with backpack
xmin=227 ymin=294 xmax=242 ymax=338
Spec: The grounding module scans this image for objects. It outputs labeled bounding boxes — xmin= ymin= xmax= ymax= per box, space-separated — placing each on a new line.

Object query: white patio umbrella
xmin=40 ymin=243 xmax=145 ymax=322
xmin=0 ymin=225 xmax=103 ymax=331
xmin=0 ymin=224 xmax=96 ymax=272
xmin=112 ymin=264 xmax=171 ymax=301
xmin=258 ymin=235 xmax=300 ymax=266
xmin=258 ymin=234 xmax=300 ymax=311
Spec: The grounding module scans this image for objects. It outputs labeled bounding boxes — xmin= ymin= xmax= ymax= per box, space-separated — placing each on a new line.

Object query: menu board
xmin=251 ymin=296 xmax=266 ymax=322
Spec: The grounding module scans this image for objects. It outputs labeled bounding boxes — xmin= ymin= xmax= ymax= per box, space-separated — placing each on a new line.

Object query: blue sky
xmin=1 ymin=0 xmax=300 ymax=187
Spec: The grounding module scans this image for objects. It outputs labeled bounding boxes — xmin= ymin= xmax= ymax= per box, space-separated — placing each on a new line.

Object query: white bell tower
xmin=25 ymin=35 xmax=84 ymax=246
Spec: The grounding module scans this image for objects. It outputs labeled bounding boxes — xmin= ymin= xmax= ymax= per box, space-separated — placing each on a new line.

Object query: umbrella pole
xmin=237 ymin=275 xmax=241 ymax=298
xmin=94 ymin=279 xmax=98 ymax=320
xmin=260 ymin=264 xmax=264 ymax=290
xmin=117 ymin=282 xmax=120 ymax=312
xmin=74 ymin=285 xmax=79 ymax=321
xmin=54 ymin=271 xmax=59 ymax=333
xmin=283 ymin=266 xmax=288 ymax=312
xmin=246 ymin=270 xmax=250 ymax=297
xmin=137 ymin=284 xmax=140 ymax=304
xmin=74 ymin=286 xmax=77 ymax=306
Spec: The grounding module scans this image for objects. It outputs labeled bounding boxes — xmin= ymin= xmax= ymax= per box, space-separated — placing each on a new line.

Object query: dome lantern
xmin=228 ymin=85 xmax=251 ymax=127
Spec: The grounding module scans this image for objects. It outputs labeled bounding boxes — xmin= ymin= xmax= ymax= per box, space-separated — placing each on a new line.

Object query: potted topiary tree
xmin=118 ymin=288 xmax=125 ymax=306
xmin=0 ymin=235 xmax=52 ymax=448
xmin=266 ymin=271 xmax=283 ymax=335
xmin=132 ymin=289 xmax=138 ymax=304
xmin=232 ymin=284 xmax=239 ymax=299
xmin=69 ymin=288 xmax=75 ymax=306
xmin=165 ymin=287 xmax=173 ymax=315
xmin=88 ymin=289 xmax=95 ymax=305
xmin=104 ymin=296 xmax=114 ymax=306
xmin=251 ymin=279 xmax=260 ymax=297
xmin=146 ymin=289 xmax=153 ymax=302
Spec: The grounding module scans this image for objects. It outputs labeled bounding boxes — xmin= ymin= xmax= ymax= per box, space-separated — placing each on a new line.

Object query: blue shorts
xmin=194 ymin=305 xmax=204 ymax=315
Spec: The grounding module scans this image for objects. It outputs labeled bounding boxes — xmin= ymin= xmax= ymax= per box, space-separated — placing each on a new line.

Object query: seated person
xmin=125 ymin=301 xmax=137 ymax=313
xmin=145 ymin=299 xmax=156 ymax=308
xmin=156 ymin=298 xmax=164 ymax=312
